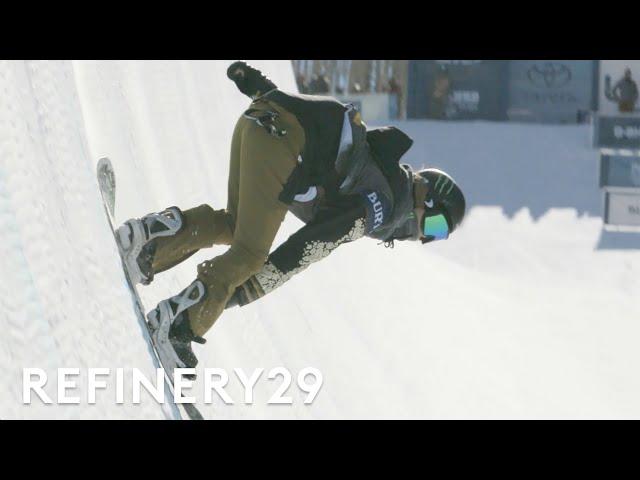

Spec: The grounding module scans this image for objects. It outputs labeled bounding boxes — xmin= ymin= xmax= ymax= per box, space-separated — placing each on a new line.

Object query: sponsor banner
xmin=600 ymin=152 xmax=640 ymax=189
xmin=507 ymin=60 xmax=596 ymax=123
xmin=599 ymin=60 xmax=640 ymax=116
xmin=407 ymin=60 xmax=509 ymax=120
xmin=604 ymin=191 xmax=640 ymax=226
xmin=593 ymin=115 xmax=640 ymax=149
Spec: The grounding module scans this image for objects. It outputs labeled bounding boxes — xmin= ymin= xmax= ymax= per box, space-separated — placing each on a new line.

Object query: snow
xmin=1 ymin=60 xmax=639 ymax=419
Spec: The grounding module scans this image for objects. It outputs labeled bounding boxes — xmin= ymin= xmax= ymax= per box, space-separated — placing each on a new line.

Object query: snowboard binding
xmin=116 ymin=206 xmax=184 ymax=285
xmin=147 ymin=279 xmax=207 ymax=381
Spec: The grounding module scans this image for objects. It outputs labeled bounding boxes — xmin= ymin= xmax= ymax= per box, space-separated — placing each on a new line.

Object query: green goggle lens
xmin=422 ymin=213 xmax=450 ymax=242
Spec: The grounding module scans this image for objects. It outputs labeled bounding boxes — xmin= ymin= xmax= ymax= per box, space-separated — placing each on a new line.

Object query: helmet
xmin=415 ymin=168 xmax=466 ymax=234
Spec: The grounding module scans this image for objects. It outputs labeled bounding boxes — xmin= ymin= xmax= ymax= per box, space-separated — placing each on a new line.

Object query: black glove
xmin=227 ymin=61 xmax=277 ymax=99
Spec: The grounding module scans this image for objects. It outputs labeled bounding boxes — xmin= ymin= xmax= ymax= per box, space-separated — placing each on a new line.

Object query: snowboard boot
xmin=115 ymin=206 xmax=184 ymax=285
xmin=146 ymin=279 xmax=207 ymax=381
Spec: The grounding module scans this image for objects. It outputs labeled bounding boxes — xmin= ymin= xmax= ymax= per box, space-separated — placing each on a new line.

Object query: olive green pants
xmin=152 ymin=100 xmax=305 ymax=336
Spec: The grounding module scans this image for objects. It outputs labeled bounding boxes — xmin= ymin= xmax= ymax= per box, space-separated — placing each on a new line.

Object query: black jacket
xmin=229 ymin=90 xmax=416 ymax=308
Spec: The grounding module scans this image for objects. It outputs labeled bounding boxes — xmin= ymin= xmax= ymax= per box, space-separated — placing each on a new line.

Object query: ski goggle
xmin=421 ymin=211 xmax=450 ymax=243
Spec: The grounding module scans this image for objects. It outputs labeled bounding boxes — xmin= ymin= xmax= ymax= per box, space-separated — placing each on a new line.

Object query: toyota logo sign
xmin=527 ymin=62 xmax=572 ymax=88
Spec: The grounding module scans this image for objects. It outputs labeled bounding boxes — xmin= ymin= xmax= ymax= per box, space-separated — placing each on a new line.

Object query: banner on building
xmin=407 ymin=60 xmax=509 ymax=120
xmin=598 ymin=60 xmax=640 ymax=116
xmin=507 ymin=61 xmax=597 ymax=123
xmin=604 ymin=191 xmax=640 ymax=227
xmin=593 ymin=115 xmax=640 ymax=149
xmin=600 ymin=152 xmax=640 ymax=189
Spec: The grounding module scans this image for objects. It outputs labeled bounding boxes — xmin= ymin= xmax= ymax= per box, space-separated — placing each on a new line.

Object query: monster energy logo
xmin=434 ymin=176 xmax=454 ymax=196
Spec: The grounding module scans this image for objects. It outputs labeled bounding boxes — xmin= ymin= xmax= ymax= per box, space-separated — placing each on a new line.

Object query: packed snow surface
xmin=1 ymin=60 xmax=639 ymax=419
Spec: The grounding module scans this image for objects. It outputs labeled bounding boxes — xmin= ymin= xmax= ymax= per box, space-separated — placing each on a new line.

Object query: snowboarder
xmin=115 ymin=61 xmax=466 ymax=375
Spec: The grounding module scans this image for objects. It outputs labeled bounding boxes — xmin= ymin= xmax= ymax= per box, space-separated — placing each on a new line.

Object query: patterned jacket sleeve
xmin=227 ymin=195 xmax=367 ymax=308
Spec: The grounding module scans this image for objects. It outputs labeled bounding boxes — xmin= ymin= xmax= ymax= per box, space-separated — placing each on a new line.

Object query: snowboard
xmin=96 ymin=157 xmax=204 ymax=421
